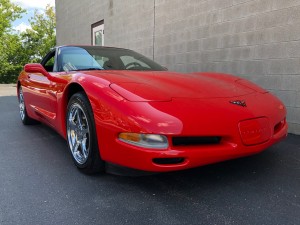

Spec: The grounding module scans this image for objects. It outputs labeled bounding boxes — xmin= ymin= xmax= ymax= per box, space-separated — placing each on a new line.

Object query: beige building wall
xmin=56 ymin=0 xmax=300 ymax=134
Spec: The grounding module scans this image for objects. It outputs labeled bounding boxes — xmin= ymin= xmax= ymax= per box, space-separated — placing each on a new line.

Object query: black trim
xmin=172 ymin=136 xmax=221 ymax=146
xmin=105 ymin=162 xmax=156 ymax=176
xmin=153 ymin=158 xmax=185 ymax=165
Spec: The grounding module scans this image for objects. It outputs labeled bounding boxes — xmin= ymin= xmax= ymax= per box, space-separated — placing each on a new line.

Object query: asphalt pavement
xmin=0 ymin=85 xmax=299 ymax=225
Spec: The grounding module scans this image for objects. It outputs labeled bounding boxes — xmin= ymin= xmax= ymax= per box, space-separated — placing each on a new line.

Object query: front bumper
xmin=96 ymin=119 xmax=287 ymax=172
xmin=93 ymin=92 xmax=288 ymax=172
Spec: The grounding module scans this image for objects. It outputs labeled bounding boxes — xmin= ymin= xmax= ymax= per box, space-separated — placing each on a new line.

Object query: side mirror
xmin=24 ymin=63 xmax=50 ymax=77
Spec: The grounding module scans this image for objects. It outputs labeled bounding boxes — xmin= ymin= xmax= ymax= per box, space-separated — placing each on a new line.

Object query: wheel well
xmin=17 ymin=81 xmax=21 ymax=99
xmin=67 ymin=83 xmax=85 ymax=101
xmin=61 ymin=83 xmax=86 ymax=137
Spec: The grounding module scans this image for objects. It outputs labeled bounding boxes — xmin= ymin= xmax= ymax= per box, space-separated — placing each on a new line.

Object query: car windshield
xmin=57 ymin=46 xmax=167 ymax=72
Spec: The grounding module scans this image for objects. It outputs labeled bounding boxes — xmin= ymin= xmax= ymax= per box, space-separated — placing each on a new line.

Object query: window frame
xmin=91 ymin=20 xmax=104 ymax=46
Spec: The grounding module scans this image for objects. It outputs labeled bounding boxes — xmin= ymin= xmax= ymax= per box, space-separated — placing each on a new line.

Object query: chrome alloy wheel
xmin=67 ymin=103 xmax=90 ymax=165
xmin=19 ymin=88 xmax=25 ymax=121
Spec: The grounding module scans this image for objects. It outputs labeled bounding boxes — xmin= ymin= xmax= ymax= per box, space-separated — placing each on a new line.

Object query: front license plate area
xmin=238 ymin=117 xmax=271 ymax=146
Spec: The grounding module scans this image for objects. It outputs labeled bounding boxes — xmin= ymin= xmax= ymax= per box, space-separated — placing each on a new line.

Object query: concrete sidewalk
xmin=0 ymin=84 xmax=16 ymax=96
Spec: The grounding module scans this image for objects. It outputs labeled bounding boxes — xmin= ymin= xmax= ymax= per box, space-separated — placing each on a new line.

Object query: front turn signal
xmin=118 ymin=133 xmax=169 ymax=149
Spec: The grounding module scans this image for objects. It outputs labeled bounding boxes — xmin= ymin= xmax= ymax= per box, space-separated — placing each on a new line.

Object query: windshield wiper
xmin=71 ymin=68 xmax=103 ymax=71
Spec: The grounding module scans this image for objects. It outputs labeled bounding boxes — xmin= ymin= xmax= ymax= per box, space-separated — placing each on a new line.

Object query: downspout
xmin=153 ymin=0 xmax=156 ymax=60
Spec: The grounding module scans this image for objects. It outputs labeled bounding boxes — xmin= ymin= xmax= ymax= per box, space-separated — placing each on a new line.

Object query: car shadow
xmin=106 ymin=149 xmax=278 ymax=189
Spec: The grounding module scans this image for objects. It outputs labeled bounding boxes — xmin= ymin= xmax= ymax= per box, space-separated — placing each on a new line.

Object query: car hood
xmin=87 ymin=70 xmax=255 ymax=101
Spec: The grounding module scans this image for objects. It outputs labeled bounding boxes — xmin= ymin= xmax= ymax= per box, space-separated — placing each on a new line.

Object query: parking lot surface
xmin=0 ymin=86 xmax=299 ymax=225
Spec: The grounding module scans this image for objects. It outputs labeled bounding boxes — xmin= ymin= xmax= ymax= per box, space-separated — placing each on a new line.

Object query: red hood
xmin=86 ymin=70 xmax=255 ymax=101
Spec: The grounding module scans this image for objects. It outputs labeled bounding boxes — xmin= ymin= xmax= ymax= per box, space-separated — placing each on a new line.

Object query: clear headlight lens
xmin=118 ymin=133 xmax=169 ymax=149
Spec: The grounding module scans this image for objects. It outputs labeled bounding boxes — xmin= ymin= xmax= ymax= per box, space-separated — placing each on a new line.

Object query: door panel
xmin=25 ymin=72 xmax=57 ymax=126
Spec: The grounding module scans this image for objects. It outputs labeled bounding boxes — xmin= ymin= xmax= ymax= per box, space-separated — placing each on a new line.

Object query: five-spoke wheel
xmin=66 ymin=92 xmax=104 ymax=173
xmin=67 ymin=103 xmax=90 ymax=165
xmin=19 ymin=88 xmax=26 ymax=121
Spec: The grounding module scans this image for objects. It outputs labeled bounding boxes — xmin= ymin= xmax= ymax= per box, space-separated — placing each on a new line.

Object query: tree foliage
xmin=0 ymin=0 xmax=24 ymax=36
xmin=0 ymin=1 xmax=56 ymax=83
xmin=0 ymin=0 xmax=25 ymax=83
xmin=22 ymin=5 xmax=56 ymax=62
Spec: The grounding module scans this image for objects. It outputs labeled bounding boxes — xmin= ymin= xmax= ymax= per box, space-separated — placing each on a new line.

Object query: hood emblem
xmin=230 ymin=100 xmax=247 ymax=107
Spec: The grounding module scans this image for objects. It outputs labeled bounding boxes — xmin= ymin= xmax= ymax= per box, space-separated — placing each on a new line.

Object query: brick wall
xmin=56 ymin=0 xmax=154 ymax=57
xmin=56 ymin=0 xmax=300 ymax=134
xmin=56 ymin=0 xmax=107 ymax=45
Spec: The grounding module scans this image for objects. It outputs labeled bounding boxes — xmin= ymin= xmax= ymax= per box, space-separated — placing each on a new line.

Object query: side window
xmin=45 ymin=57 xmax=55 ymax=71
xmin=41 ymin=51 xmax=56 ymax=72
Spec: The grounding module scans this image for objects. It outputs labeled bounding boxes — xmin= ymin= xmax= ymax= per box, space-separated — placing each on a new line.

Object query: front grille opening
xmin=274 ymin=119 xmax=285 ymax=134
xmin=172 ymin=136 xmax=221 ymax=146
xmin=153 ymin=158 xmax=185 ymax=165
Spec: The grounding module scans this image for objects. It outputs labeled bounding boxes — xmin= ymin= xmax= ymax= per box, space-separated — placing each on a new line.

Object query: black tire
xmin=66 ymin=92 xmax=105 ymax=174
xmin=18 ymin=86 xmax=38 ymax=125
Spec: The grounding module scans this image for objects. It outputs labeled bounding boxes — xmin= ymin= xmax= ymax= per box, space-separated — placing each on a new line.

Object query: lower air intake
xmin=172 ymin=136 xmax=221 ymax=146
xmin=153 ymin=158 xmax=185 ymax=165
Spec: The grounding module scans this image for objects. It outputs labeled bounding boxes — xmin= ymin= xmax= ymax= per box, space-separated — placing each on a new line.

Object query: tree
xmin=22 ymin=5 xmax=56 ymax=62
xmin=0 ymin=0 xmax=25 ymax=83
xmin=0 ymin=0 xmax=24 ymax=36
xmin=0 ymin=2 xmax=56 ymax=83
xmin=0 ymin=34 xmax=30 ymax=83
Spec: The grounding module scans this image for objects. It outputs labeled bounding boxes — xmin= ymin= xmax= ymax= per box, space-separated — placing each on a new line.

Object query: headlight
xmin=118 ymin=133 xmax=169 ymax=149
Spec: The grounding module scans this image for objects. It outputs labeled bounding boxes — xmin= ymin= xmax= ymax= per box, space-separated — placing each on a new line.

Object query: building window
xmin=91 ymin=21 xmax=104 ymax=46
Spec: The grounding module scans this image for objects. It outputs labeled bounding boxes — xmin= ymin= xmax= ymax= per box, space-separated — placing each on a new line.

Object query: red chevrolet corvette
xmin=17 ymin=45 xmax=288 ymax=174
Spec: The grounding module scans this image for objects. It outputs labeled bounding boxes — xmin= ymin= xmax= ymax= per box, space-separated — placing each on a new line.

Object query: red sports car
xmin=17 ymin=45 xmax=288 ymax=174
